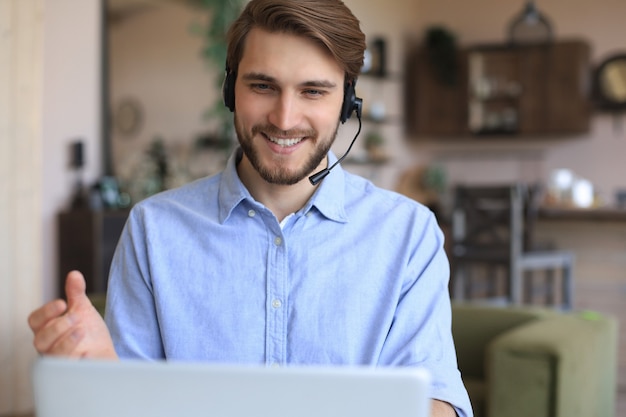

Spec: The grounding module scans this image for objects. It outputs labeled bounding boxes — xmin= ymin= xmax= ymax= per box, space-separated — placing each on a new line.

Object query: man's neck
xmin=236 ymin=156 xmax=323 ymax=222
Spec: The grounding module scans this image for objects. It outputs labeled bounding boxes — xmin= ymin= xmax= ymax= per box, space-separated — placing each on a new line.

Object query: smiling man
xmin=233 ymin=27 xmax=345 ymax=219
xmin=28 ymin=1 xmax=472 ymax=416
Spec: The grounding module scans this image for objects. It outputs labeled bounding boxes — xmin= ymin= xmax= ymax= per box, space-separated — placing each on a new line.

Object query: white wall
xmin=108 ymin=2 xmax=218 ymax=184
xmin=42 ymin=0 xmax=102 ymax=301
xmin=0 ymin=0 xmax=101 ymax=414
xmin=0 ymin=1 xmax=44 ymax=413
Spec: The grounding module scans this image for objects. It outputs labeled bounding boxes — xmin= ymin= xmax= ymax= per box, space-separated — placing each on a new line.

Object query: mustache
xmin=252 ymin=124 xmax=317 ymax=138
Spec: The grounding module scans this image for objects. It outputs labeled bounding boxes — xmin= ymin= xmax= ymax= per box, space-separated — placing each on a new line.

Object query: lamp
xmin=507 ymin=1 xmax=553 ymax=45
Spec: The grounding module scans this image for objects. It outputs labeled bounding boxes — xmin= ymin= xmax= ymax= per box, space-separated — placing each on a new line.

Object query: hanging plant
xmin=189 ymin=0 xmax=244 ymax=149
xmin=424 ymin=26 xmax=458 ymax=87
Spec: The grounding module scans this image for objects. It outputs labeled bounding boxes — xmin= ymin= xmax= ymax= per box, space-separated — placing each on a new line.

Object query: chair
xmin=450 ymin=183 xmax=574 ymax=309
xmin=452 ymin=303 xmax=619 ymax=417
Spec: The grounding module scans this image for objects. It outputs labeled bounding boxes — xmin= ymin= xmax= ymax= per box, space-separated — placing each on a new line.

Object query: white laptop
xmin=33 ymin=357 xmax=431 ymax=417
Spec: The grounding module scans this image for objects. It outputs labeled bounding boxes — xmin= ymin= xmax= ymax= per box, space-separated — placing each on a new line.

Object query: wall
xmin=0 ymin=1 xmax=44 ymax=413
xmin=0 ymin=0 xmax=101 ymax=414
xmin=410 ymin=0 xmax=626 ymax=207
xmin=108 ymin=2 xmax=218 ymax=186
xmin=42 ymin=0 xmax=102 ymax=302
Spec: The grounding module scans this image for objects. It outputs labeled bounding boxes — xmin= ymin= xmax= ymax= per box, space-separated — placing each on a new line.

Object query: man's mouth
xmin=267 ymin=135 xmax=305 ymax=147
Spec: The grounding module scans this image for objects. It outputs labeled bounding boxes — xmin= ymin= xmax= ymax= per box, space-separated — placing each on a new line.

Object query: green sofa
xmin=452 ymin=303 xmax=619 ymax=417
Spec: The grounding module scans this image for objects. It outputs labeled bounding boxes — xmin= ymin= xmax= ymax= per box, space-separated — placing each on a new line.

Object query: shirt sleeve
xmin=378 ymin=210 xmax=473 ymax=417
xmin=105 ymin=204 xmax=166 ymax=359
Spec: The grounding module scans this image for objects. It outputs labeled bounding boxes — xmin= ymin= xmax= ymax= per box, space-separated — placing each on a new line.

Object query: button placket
xmin=266 ymin=228 xmax=287 ymax=366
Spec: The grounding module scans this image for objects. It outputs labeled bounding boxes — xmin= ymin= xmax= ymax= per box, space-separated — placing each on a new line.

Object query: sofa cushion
xmin=487 ymin=313 xmax=619 ymax=417
xmin=452 ymin=303 xmax=556 ymax=379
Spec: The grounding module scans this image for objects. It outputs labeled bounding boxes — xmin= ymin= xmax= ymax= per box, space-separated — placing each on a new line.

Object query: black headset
xmin=222 ymin=68 xmax=362 ymax=123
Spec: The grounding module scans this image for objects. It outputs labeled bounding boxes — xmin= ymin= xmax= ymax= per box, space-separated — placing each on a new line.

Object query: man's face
xmin=233 ymin=27 xmax=344 ymax=185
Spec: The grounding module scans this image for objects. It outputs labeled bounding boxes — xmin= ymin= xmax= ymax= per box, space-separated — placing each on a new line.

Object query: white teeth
xmin=268 ymin=136 xmax=304 ymax=147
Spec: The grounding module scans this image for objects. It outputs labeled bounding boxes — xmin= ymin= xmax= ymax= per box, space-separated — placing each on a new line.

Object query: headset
xmin=222 ymin=68 xmax=362 ymax=123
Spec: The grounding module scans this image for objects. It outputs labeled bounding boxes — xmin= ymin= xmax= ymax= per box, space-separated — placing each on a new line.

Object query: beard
xmin=234 ymin=114 xmax=339 ymax=185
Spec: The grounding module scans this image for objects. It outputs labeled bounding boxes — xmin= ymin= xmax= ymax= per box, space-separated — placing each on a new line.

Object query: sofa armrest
xmin=486 ymin=312 xmax=618 ymax=417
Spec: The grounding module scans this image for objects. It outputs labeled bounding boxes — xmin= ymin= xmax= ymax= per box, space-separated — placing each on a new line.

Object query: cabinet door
xmin=406 ymin=49 xmax=468 ymax=136
xmin=467 ymin=48 xmax=522 ymax=134
xmin=518 ymin=46 xmax=549 ymax=133
xmin=541 ymin=40 xmax=591 ymax=134
xmin=519 ymin=41 xmax=591 ymax=134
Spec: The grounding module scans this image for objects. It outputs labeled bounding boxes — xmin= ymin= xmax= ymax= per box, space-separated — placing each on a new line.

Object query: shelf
xmin=407 ymin=39 xmax=591 ymax=137
xmin=538 ymin=206 xmax=626 ymax=222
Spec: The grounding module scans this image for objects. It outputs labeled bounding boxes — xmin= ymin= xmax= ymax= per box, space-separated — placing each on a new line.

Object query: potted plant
xmin=190 ymin=0 xmax=244 ymax=150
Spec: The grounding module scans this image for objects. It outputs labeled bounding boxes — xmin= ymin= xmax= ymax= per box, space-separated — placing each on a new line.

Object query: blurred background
xmin=2 ymin=0 xmax=626 ymax=415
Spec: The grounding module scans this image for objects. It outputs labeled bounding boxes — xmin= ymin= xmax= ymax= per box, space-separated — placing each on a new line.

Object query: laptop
xmin=33 ymin=357 xmax=431 ymax=417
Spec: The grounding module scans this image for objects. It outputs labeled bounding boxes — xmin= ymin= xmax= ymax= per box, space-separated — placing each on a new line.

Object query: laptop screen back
xmin=33 ymin=357 xmax=431 ymax=417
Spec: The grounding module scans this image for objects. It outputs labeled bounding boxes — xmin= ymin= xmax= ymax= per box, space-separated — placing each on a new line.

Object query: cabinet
xmin=406 ymin=49 xmax=468 ymax=136
xmin=407 ymin=40 xmax=591 ymax=137
xmin=57 ymin=209 xmax=128 ymax=297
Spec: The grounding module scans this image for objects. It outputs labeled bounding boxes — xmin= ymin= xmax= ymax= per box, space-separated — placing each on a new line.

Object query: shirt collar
xmin=217 ymin=148 xmax=347 ymax=224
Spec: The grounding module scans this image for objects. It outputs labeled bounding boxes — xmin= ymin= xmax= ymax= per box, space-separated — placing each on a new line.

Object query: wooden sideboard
xmin=57 ymin=209 xmax=129 ymax=297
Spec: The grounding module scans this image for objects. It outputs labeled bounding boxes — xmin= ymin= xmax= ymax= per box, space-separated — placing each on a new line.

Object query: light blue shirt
xmin=106 ymin=149 xmax=472 ymax=417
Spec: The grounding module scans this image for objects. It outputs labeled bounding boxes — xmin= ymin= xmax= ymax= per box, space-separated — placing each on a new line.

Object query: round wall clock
xmin=114 ymin=98 xmax=143 ymax=137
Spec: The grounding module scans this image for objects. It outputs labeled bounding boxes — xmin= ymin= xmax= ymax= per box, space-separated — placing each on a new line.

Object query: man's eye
xmin=304 ymin=89 xmax=324 ymax=97
xmin=252 ymin=83 xmax=271 ymax=91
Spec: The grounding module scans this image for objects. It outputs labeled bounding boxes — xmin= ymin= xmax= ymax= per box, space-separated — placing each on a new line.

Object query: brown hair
xmin=226 ymin=0 xmax=366 ymax=82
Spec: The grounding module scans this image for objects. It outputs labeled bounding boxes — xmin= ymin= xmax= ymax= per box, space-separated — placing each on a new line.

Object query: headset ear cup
xmin=340 ymin=82 xmax=355 ymax=123
xmin=222 ymin=71 xmax=236 ymax=112
xmin=340 ymin=81 xmax=362 ymax=123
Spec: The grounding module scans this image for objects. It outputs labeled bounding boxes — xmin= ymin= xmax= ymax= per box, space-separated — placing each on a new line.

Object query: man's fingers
xmin=32 ymin=313 xmax=77 ymax=353
xmin=29 ymin=270 xmax=117 ymax=359
xmin=48 ymin=327 xmax=85 ymax=357
xmin=65 ymin=270 xmax=90 ymax=311
xmin=27 ymin=299 xmax=67 ymax=333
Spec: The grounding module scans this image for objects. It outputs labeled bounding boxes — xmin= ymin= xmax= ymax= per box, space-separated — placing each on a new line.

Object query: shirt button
xmin=248 ymin=209 xmax=256 ymax=218
xmin=272 ymin=299 xmax=282 ymax=308
xmin=274 ymin=236 xmax=282 ymax=246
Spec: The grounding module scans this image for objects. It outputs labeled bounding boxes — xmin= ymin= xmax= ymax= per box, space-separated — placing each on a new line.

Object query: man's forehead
xmin=237 ymin=28 xmax=343 ymax=81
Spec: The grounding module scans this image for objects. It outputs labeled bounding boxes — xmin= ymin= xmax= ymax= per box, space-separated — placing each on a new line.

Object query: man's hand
xmin=431 ymin=399 xmax=458 ymax=417
xmin=28 ymin=270 xmax=118 ymax=359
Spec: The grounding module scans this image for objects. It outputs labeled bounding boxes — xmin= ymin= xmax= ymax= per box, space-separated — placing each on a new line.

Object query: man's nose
xmin=268 ymin=93 xmax=302 ymax=131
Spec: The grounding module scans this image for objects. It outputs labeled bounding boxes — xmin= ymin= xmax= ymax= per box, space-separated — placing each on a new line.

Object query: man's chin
xmin=258 ymin=167 xmax=309 ymax=186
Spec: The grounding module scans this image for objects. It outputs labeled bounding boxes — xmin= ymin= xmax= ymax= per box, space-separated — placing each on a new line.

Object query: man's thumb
xmin=65 ymin=270 xmax=89 ymax=309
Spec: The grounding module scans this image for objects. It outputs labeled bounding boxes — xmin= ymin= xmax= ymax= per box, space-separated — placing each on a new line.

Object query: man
xmin=29 ymin=1 xmax=472 ymax=416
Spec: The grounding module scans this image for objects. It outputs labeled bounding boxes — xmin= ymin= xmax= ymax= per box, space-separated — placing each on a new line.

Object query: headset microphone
xmin=309 ymin=107 xmax=362 ymax=186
